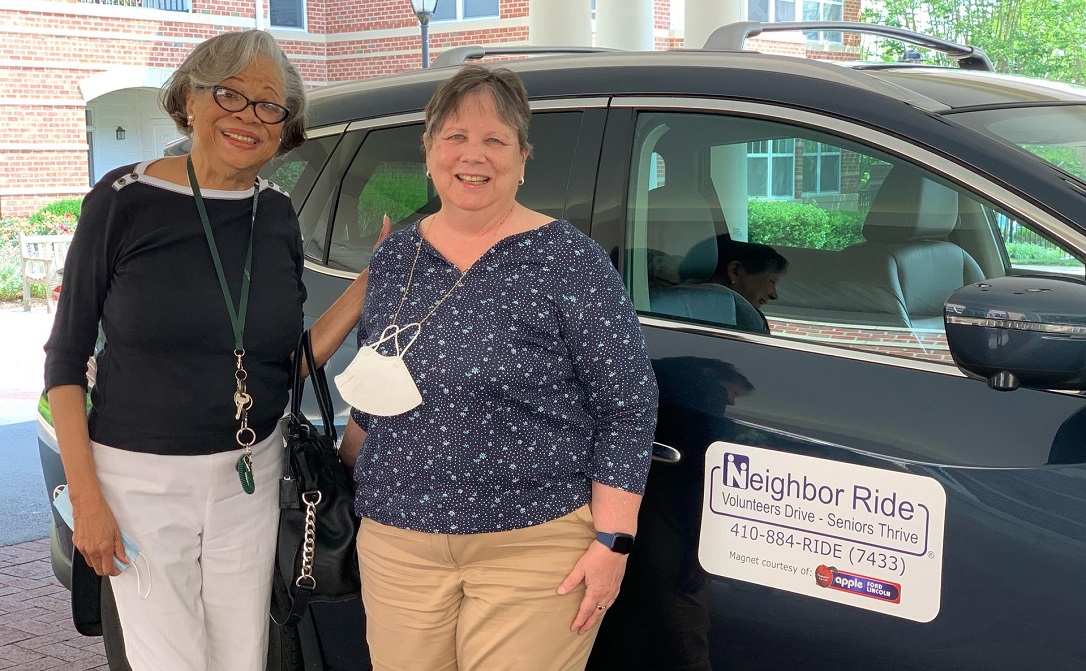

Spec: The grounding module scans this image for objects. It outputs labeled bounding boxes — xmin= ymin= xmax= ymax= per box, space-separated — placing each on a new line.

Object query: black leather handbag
xmin=272 ymin=330 xmax=361 ymax=627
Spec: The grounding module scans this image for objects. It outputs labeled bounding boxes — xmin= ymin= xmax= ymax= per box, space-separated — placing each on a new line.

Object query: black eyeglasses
xmin=203 ymin=85 xmax=290 ymax=124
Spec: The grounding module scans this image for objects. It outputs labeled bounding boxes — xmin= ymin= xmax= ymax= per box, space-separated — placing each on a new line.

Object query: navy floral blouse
xmin=351 ymin=219 xmax=658 ymax=534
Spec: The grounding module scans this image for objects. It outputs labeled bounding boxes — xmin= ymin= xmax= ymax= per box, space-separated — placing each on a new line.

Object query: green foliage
xmin=356 ymin=165 xmax=429 ymax=237
xmin=862 ymin=0 xmax=1086 ymax=84
xmin=268 ymin=161 xmax=305 ymax=192
xmin=824 ymin=210 xmax=866 ymax=249
xmin=0 ymin=213 xmax=75 ymax=300
xmin=28 ymin=198 xmax=82 ymax=226
xmin=0 ymin=246 xmax=27 ymax=300
xmin=1006 ymin=241 xmax=1081 ymax=266
xmin=1024 ymin=145 xmax=1086 ymax=181
xmin=747 ymin=199 xmax=865 ymax=251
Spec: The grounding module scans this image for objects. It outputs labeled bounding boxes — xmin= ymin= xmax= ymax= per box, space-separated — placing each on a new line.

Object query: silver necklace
xmin=388 ymin=207 xmax=515 ymax=331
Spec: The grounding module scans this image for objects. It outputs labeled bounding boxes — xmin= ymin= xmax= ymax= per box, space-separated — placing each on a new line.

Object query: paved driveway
xmin=0 ymin=302 xmax=109 ymax=669
xmin=0 ymin=302 xmax=55 ymax=546
xmin=0 ymin=539 xmax=108 ymax=670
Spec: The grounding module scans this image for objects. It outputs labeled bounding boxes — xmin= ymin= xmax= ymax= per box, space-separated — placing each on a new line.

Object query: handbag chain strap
xmin=296 ymin=490 xmax=322 ymax=590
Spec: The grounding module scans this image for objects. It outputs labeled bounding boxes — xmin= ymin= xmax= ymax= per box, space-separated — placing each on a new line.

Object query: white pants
xmin=93 ymin=428 xmax=284 ymax=671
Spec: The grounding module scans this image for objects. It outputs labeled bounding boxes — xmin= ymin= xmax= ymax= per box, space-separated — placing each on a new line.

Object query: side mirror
xmin=945 ymin=275 xmax=1086 ymax=391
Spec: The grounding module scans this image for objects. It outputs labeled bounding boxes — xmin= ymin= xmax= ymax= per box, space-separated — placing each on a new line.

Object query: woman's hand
xmin=72 ymin=494 xmax=128 ymax=577
xmin=48 ymin=385 xmax=128 ymax=577
xmin=557 ymin=541 xmax=628 ymax=635
xmin=308 ymin=214 xmax=393 ymax=372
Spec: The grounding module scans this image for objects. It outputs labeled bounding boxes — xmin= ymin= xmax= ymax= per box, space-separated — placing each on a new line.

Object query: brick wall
xmin=0 ymin=0 xmax=862 ymax=216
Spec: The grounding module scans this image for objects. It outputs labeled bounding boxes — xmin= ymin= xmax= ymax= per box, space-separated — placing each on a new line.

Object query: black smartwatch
xmin=596 ymin=531 xmax=635 ymax=554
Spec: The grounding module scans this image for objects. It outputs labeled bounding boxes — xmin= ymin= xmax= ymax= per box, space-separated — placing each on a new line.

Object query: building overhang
xmin=79 ymin=66 xmax=175 ymax=102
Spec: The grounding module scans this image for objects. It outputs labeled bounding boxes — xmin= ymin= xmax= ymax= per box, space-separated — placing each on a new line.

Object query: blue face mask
xmin=52 ymin=486 xmax=150 ymax=599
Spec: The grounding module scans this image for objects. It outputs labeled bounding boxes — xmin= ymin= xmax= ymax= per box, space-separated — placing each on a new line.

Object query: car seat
xmin=844 ymin=165 xmax=985 ymax=329
xmin=644 ymin=184 xmax=766 ymax=332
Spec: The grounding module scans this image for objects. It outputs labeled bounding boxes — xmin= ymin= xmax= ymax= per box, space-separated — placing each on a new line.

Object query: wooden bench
xmin=19 ymin=233 xmax=73 ymax=313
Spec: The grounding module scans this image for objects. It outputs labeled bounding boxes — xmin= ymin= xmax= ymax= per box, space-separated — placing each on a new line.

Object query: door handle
xmin=651 ymin=441 xmax=681 ymax=464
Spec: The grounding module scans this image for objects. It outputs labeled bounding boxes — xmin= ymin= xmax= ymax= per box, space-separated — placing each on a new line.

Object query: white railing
xmin=77 ymin=0 xmax=190 ymax=11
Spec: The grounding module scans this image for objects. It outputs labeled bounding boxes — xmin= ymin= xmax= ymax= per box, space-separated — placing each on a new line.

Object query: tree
xmin=862 ymin=0 xmax=1086 ymax=83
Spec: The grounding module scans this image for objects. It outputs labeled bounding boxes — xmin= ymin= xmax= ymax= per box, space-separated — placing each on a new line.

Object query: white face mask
xmin=52 ymin=486 xmax=151 ymax=599
xmin=334 ymin=324 xmax=423 ymax=417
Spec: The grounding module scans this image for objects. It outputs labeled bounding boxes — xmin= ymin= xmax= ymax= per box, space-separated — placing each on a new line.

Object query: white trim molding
xmin=0 ymin=143 xmax=90 ymax=151
xmin=0 ymin=0 xmax=258 ymax=28
xmin=0 ymin=186 xmax=91 ymax=196
xmin=79 ymin=66 xmax=175 ymax=103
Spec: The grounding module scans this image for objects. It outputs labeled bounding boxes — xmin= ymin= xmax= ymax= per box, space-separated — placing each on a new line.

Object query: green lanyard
xmin=187 ymin=156 xmax=259 ymax=494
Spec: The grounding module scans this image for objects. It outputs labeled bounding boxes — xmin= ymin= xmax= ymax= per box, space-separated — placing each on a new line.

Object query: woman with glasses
xmin=43 ymin=30 xmax=376 ymax=670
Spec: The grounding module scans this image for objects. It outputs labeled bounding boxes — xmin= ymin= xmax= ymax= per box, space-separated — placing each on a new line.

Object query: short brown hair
xmin=160 ymin=30 xmax=307 ymax=155
xmin=423 ymin=64 xmax=532 ymax=156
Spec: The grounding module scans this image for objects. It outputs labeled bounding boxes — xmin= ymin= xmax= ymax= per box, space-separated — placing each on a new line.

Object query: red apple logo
xmin=815 ymin=565 xmax=835 ymax=588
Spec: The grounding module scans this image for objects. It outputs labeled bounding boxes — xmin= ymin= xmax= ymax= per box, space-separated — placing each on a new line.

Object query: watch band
xmin=596 ymin=531 xmax=635 ymax=554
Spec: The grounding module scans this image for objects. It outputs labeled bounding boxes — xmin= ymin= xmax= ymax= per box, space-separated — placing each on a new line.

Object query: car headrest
xmin=646 ymin=185 xmax=717 ymax=281
xmin=863 ymin=166 xmax=959 ymax=243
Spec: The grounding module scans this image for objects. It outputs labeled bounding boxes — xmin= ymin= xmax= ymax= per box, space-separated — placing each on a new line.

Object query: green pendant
xmin=236 ymin=456 xmax=255 ymax=495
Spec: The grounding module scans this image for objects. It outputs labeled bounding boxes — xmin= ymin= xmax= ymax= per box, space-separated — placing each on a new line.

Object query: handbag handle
xmin=290 ymin=330 xmax=338 ymax=443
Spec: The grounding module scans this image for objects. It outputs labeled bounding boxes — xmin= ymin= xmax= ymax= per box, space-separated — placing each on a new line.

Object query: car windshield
xmin=951 ymin=104 xmax=1086 ymax=182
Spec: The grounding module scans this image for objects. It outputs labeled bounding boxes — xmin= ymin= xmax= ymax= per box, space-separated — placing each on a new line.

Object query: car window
xmin=322 ymin=112 xmax=585 ymax=274
xmin=625 ymin=111 xmax=1086 ymax=363
xmin=258 ymin=134 xmax=340 ymax=244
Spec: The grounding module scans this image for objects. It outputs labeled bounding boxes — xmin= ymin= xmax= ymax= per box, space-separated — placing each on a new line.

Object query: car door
xmin=587 ymin=99 xmax=1086 ymax=671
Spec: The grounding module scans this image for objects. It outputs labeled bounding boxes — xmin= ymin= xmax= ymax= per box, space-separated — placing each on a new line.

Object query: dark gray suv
xmin=39 ymin=21 xmax=1086 ymax=670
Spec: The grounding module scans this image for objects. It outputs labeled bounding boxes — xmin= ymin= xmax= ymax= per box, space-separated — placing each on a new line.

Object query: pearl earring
xmin=518 ymin=177 xmax=525 ymax=186
xmin=425 ymin=170 xmax=431 ymax=179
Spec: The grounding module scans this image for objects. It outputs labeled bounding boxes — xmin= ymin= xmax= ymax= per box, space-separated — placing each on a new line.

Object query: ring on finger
xmin=595 ymin=603 xmax=606 ymax=612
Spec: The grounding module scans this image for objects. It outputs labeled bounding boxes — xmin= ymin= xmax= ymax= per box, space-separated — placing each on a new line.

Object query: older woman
xmin=336 ymin=64 xmax=658 ymax=670
xmin=44 ymin=30 xmax=372 ymax=670
xmin=716 ymin=240 xmax=789 ymax=310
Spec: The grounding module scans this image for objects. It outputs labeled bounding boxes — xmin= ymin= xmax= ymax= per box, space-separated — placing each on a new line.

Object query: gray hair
xmin=423 ymin=64 xmax=532 ymax=156
xmin=161 ymin=30 xmax=307 ymax=154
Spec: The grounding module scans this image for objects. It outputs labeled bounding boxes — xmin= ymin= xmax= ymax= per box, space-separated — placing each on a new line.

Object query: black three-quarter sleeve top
xmin=43 ymin=161 xmax=307 ymax=456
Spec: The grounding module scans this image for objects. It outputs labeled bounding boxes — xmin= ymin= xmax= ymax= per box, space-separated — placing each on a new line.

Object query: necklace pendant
xmin=236 ymin=454 xmax=255 ymax=495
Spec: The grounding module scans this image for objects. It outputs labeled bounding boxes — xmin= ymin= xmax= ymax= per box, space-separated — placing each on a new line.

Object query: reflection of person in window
xmin=591 ymin=357 xmax=753 ymax=671
xmin=714 ymin=240 xmax=788 ymax=331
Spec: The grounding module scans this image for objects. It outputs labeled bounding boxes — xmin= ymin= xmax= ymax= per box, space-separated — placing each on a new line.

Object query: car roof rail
xmin=704 ymin=21 xmax=994 ymax=72
xmin=431 ymin=45 xmax=621 ymax=68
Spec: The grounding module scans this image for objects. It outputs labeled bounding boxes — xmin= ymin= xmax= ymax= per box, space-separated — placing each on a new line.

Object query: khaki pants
xmin=358 ymin=505 xmax=599 ymax=671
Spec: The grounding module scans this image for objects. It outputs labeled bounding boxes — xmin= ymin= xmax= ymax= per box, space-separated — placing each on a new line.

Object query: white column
xmin=683 ymin=0 xmax=744 ymax=49
xmin=595 ymin=0 xmax=654 ymax=51
xmin=528 ymin=0 xmax=591 ymax=47
xmin=688 ymin=0 xmax=749 ymax=240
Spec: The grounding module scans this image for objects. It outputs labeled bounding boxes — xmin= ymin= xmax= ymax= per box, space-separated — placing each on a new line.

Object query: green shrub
xmin=747 ymin=200 xmax=865 ymax=251
xmin=28 ymin=198 xmax=82 ymax=226
xmin=0 ymin=245 xmax=41 ymax=301
xmin=1006 ymin=241 xmax=1080 ymax=266
xmin=357 ymin=167 xmax=429 ymax=237
xmin=823 ymin=210 xmax=866 ymax=250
